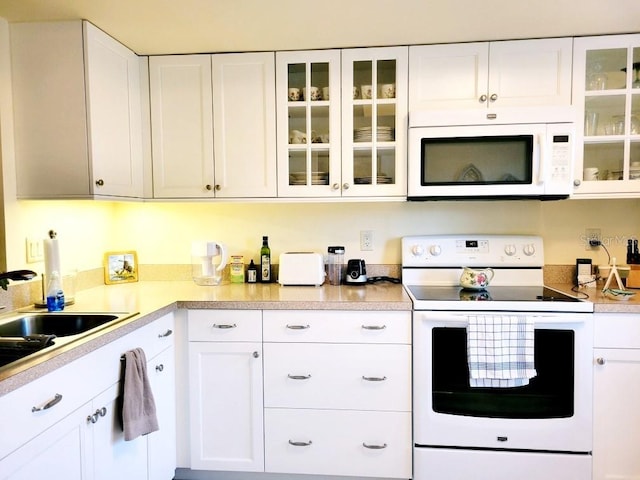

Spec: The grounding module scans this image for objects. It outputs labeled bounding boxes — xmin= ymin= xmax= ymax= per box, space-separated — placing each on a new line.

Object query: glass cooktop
xmin=406 ymin=285 xmax=582 ymax=303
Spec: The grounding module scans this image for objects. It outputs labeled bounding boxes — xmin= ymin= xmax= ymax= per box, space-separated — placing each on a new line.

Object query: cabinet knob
xmin=215 ymin=184 xmax=221 ymax=191
xmin=253 ymin=351 xmax=260 ymax=358
xmin=596 ymin=357 xmax=606 ymax=365
xmin=342 ymin=183 xmax=350 ymax=190
xmin=479 ymin=94 xmax=488 ymax=103
xmin=573 ymin=179 xmax=582 ymax=187
xmin=155 ymin=364 xmax=164 ymax=372
xmin=332 ymin=183 xmax=340 ymax=190
xmin=205 ymin=184 xmax=213 ymax=191
xmin=490 ymin=93 xmax=498 ymax=102
xmin=95 ymin=179 xmax=104 ymax=187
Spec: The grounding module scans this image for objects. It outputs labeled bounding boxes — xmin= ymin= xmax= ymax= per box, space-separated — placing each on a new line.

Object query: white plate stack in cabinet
xmin=262 ymin=310 xmax=412 ymax=479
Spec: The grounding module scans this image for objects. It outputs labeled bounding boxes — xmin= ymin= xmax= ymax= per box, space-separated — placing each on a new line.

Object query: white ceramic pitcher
xmin=459 ymin=266 xmax=494 ymax=290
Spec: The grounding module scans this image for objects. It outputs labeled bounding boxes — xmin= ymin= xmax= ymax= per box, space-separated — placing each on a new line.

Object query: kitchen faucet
xmin=0 ymin=269 xmax=38 ymax=290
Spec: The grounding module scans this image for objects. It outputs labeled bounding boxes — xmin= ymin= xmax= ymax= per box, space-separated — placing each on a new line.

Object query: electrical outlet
xmin=585 ymin=228 xmax=601 ymax=250
xmin=26 ymin=237 xmax=44 ymax=263
xmin=360 ymin=230 xmax=373 ymax=251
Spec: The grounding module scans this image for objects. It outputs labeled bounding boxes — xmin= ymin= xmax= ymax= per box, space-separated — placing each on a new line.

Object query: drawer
xmin=265 ymin=408 xmax=412 ymax=479
xmin=595 ymin=313 xmax=640 ymax=348
xmin=188 ymin=310 xmax=262 ymax=342
xmin=88 ymin=312 xmax=176 ymax=388
xmin=264 ymin=343 xmax=411 ymax=411
xmin=263 ymin=310 xmax=410 ymax=344
xmin=0 ymin=352 xmax=95 ymax=460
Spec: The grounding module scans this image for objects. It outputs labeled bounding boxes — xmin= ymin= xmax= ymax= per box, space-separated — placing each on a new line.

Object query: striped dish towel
xmin=467 ymin=315 xmax=537 ymax=388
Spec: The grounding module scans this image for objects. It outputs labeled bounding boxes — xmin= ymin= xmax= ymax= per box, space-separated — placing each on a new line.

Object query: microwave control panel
xmin=546 ymin=123 xmax=574 ymax=188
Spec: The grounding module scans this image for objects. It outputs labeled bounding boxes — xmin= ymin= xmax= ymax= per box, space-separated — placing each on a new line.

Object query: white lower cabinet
xmin=263 ymin=310 xmax=412 ymax=479
xmin=593 ymin=313 xmax=640 ymax=480
xmin=0 ymin=313 xmax=176 ymax=480
xmin=0 ymin=401 xmax=92 ymax=479
xmin=187 ymin=310 xmax=264 ymax=472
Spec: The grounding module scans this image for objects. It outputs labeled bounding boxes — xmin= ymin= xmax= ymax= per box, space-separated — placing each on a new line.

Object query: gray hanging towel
xmin=122 ymin=347 xmax=159 ymax=441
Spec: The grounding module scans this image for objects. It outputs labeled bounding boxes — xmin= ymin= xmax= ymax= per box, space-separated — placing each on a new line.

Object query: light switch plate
xmin=26 ymin=237 xmax=44 ymax=263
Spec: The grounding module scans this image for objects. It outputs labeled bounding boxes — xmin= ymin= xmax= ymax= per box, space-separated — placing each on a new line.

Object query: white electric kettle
xmin=191 ymin=241 xmax=228 ymax=286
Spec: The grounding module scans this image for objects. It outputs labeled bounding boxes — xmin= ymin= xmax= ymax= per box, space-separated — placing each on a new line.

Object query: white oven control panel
xmin=402 ymin=234 xmax=544 ymax=268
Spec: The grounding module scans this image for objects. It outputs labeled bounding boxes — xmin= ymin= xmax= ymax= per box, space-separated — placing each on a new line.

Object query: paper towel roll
xmin=44 ymin=235 xmax=61 ymax=278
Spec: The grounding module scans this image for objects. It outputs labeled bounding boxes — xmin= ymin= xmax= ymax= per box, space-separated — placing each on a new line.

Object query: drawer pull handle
xmin=32 ymin=393 xmax=63 ymax=412
xmin=363 ymin=442 xmax=387 ymax=449
xmin=289 ymin=440 xmax=313 ymax=447
xmin=362 ymin=375 xmax=387 ymax=382
xmin=362 ymin=325 xmax=386 ymax=330
xmin=213 ymin=323 xmax=237 ymax=329
xmin=158 ymin=329 xmax=173 ymax=338
xmin=286 ymin=324 xmax=310 ymax=330
xmin=288 ymin=374 xmax=312 ymax=380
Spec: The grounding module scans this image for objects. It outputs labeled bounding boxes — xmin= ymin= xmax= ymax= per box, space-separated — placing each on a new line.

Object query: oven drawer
xmin=265 ymin=408 xmax=412 ymax=479
xmin=414 ymin=447 xmax=591 ymax=480
xmin=263 ymin=310 xmax=410 ymax=344
xmin=264 ymin=343 xmax=411 ymax=411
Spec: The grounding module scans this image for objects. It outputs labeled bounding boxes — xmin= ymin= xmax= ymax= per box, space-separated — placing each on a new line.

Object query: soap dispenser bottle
xmin=46 ymin=271 xmax=65 ymax=311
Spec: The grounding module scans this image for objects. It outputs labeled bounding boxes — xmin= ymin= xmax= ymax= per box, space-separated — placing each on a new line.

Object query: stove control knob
xmin=411 ymin=244 xmax=425 ymax=256
xmin=523 ymin=244 xmax=536 ymax=256
xmin=429 ymin=245 xmax=442 ymax=256
xmin=504 ymin=244 xmax=517 ymax=256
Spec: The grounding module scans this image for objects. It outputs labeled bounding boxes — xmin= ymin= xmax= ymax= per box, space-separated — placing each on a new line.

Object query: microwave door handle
xmin=535 ymin=134 xmax=545 ymax=185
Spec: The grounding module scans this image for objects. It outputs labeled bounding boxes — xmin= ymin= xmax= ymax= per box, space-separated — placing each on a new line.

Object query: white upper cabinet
xmin=212 ymin=53 xmax=277 ymax=198
xmin=276 ymin=50 xmax=342 ymax=198
xmin=150 ymin=55 xmax=215 ymax=198
xmin=571 ymin=34 xmax=640 ymax=198
xmin=341 ymin=46 xmax=408 ymax=198
xmin=11 ymin=21 xmax=145 ymax=199
xmin=409 ymin=38 xmax=573 ymax=111
xmin=150 ymin=53 xmax=276 ymax=199
xmin=276 ymin=48 xmax=408 ymax=199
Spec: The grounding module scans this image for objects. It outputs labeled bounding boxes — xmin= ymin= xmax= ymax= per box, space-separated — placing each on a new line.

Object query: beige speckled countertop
xmin=0 ymin=280 xmax=411 ymax=395
xmin=547 ymin=283 xmax=640 ymax=313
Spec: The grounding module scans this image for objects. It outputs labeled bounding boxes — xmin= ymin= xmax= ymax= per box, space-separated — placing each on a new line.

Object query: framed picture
xmin=104 ymin=251 xmax=138 ymax=284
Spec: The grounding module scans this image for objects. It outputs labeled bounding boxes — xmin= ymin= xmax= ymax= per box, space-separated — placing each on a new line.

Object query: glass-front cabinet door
xmin=573 ymin=34 xmax=640 ymax=197
xmin=341 ymin=47 xmax=408 ymax=198
xmin=276 ymin=50 xmax=341 ymax=197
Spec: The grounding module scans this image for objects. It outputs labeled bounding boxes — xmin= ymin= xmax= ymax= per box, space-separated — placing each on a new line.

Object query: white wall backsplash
xmin=6 ymin=198 xmax=639 ymax=274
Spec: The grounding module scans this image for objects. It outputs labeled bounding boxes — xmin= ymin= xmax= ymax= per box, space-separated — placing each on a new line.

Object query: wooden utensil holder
xmin=626 ymin=265 xmax=640 ymax=289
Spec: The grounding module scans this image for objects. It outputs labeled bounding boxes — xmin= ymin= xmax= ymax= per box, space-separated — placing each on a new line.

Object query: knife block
xmin=626 ymin=265 xmax=640 ymax=289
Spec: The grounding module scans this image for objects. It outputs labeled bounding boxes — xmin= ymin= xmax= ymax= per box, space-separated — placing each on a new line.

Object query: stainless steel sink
xmin=0 ymin=312 xmax=136 ymax=370
xmin=0 ymin=313 xmax=120 ymax=337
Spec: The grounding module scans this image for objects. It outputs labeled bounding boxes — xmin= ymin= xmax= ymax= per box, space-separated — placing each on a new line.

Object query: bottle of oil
xmin=260 ymin=236 xmax=271 ymax=282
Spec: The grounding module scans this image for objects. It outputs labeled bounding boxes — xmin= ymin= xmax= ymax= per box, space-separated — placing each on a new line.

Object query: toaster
xmin=278 ymin=252 xmax=325 ymax=286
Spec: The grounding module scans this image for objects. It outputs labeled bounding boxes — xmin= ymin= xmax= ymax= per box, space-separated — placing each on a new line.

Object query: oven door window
xmin=431 ymin=328 xmax=574 ymax=419
xmin=420 ymin=135 xmax=533 ymax=186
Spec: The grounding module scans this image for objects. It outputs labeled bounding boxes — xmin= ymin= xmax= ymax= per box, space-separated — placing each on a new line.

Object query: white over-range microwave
xmin=408 ymin=107 xmax=577 ymax=200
